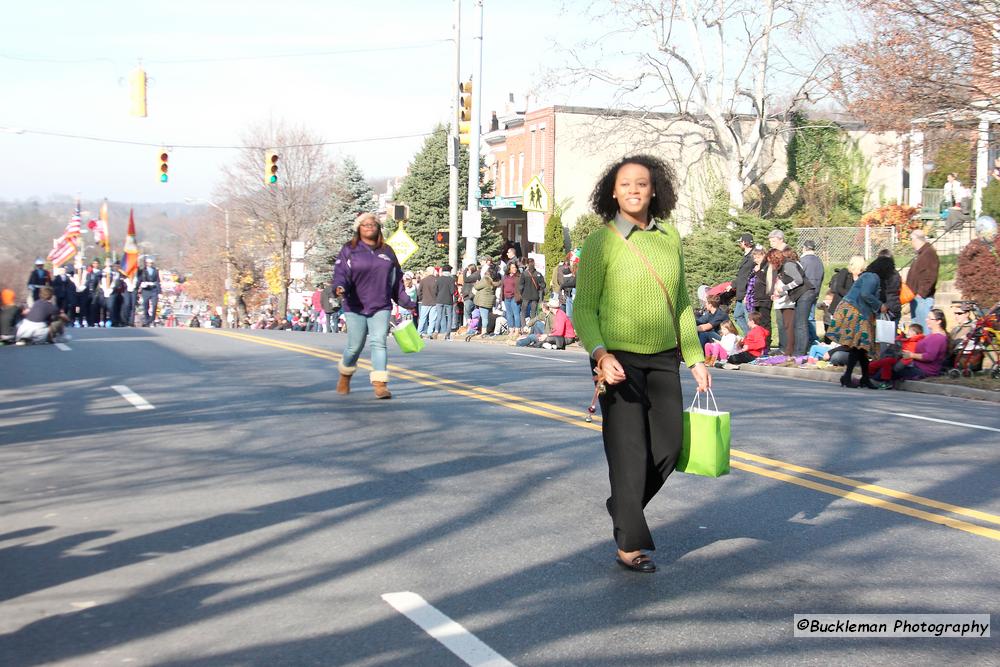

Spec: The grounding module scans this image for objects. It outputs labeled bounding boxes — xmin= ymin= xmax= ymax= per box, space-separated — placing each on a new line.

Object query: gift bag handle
xmin=688 ymin=387 xmax=719 ymax=412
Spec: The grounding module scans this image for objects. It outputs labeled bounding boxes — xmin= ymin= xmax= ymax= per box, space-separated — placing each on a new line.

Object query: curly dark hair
xmin=865 ymin=256 xmax=896 ymax=284
xmin=590 ymin=154 xmax=678 ymax=221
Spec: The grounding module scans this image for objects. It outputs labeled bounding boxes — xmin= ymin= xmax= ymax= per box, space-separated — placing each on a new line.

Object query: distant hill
xmin=0 ymin=197 xmax=205 ymax=291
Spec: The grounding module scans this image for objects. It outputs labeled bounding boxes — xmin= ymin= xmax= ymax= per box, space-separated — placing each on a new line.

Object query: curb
xmin=733 ymin=363 xmax=1000 ymax=404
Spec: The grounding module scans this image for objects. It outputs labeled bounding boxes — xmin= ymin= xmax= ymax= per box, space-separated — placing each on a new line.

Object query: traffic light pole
xmin=464 ymin=0 xmax=484 ymax=266
xmin=448 ymin=0 xmax=460 ymax=272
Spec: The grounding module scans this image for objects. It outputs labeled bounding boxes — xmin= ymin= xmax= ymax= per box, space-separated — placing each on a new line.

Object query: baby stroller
xmin=947 ymin=301 xmax=1000 ymax=379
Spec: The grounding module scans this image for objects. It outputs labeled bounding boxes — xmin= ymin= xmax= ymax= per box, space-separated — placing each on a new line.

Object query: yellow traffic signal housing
xmin=159 ymin=149 xmax=169 ymax=183
xmin=129 ymin=67 xmax=147 ymax=117
xmin=265 ymin=151 xmax=279 ymax=185
xmin=458 ymin=80 xmax=473 ymax=145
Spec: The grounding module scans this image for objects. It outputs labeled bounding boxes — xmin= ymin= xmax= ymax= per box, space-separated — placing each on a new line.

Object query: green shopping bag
xmin=391 ymin=320 xmax=424 ymax=353
xmin=678 ymin=389 xmax=730 ymax=477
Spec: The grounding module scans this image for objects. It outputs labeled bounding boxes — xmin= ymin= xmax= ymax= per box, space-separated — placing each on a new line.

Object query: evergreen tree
xmin=541 ymin=205 xmax=567 ymax=290
xmin=311 ymin=156 xmax=375 ymax=277
xmin=388 ymin=125 xmax=501 ymax=270
xmin=570 ymin=212 xmax=606 ymax=249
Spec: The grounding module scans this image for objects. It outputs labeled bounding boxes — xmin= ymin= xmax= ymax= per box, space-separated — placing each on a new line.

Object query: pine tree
xmin=390 ymin=125 xmax=501 ymax=271
xmin=541 ymin=205 xmax=567 ymax=290
xmin=311 ymin=155 xmax=375 ymax=278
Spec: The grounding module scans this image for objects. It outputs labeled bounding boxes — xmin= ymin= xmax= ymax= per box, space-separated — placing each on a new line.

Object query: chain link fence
xmin=794 ymin=227 xmax=898 ymax=265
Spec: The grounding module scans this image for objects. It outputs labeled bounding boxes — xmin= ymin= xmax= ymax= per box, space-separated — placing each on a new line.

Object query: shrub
xmin=981 ymin=181 xmax=1000 ymax=221
xmin=956 ymin=240 xmax=1000 ymax=307
xmin=859 ymin=204 xmax=922 ymax=242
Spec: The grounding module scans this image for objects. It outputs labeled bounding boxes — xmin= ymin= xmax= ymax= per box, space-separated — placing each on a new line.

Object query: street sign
xmin=290 ymin=241 xmax=305 ymax=260
xmin=527 ymin=211 xmax=545 ymax=243
xmin=479 ymin=197 xmax=520 ymax=209
xmin=522 ymin=175 xmax=550 ymax=213
xmin=386 ymin=227 xmax=419 ymax=265
xmin=462 ymin=209 xmax=481 ymax=239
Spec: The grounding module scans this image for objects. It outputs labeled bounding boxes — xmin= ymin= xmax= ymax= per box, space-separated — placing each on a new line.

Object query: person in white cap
xmin=26 ymin=258 xmax=51 ymax=305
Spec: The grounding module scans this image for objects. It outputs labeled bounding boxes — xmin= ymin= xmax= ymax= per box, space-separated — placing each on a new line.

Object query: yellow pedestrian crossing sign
xmin=522 ymin=175 xmax=550 ymax=213
xmin=386 ymin=226 xmax=419 ymax=266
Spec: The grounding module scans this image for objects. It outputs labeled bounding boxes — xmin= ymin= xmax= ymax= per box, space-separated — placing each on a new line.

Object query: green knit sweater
xmin=572 ymin=222 xmax=705 ymax=365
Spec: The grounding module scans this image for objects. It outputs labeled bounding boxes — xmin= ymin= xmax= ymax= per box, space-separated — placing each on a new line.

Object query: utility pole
xmin=463 ymin=0 xmax=484 ymax=266
xmin=448 ymin=0 xmax=461 ymax=271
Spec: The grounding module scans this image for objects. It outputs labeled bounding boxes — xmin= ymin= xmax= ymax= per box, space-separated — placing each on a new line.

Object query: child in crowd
xmin=815 ymin=290 xmax=836 ymax=329
xmin=722 ymin=312 xmax=769 ymax=367
xmin=868 ymin=323 xmax=925 ymax=383
xmin=704 ymin=320 xmax=739 ymax=365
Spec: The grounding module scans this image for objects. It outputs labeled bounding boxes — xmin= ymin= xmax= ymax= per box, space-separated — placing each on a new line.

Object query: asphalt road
xmin=1 ymin=328 xmax=997 ymax=666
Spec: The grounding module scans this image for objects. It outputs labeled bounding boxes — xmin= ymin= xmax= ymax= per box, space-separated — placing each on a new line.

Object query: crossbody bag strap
xmin=609 ymin=224 xmax=683 ymax=351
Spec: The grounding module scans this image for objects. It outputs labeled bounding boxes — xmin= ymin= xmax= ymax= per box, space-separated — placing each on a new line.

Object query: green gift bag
xmin=391 ymin=320 xmax=424 ymax=353
xmin=678 ymin=389 xmax=730 ymax=478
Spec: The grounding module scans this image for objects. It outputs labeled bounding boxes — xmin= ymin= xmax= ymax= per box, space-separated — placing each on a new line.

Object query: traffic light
xmin=265 ymin=150 xmax=279 ymax=185
xmin=434 ymin=229 xmax=449 ymax=247
xmin=158 ymin=149 xmax=169 ymax=183
xmin=458 ymin=80 xmax=473 ymax=145
xmin=129 ymin=66 xmax=147 ymax=118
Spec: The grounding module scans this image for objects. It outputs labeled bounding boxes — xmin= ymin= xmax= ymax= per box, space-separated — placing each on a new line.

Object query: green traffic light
xmin=160 ymin=174 xmax=168 ymax=183
xmin=269 ymin=175 xmax=277 ymax=184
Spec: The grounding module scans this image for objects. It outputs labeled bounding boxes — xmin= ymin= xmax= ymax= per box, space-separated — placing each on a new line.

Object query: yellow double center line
xmin=191 ymin=328 xmax=1000 ymax=542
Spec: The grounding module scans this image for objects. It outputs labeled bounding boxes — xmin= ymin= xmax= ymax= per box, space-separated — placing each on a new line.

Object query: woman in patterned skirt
xmin=826 ymin=269 xmax=883 ymax=388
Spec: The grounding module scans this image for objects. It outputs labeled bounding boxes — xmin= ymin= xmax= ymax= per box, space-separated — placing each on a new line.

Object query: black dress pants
xmin=597 ymin=348 xmax=684 ymax=552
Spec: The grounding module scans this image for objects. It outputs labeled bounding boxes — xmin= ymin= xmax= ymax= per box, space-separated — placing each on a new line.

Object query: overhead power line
xmin=0 ymin=127 xmax=434 ymax=149
xmin=0 ymin=40 xmax=451 ymax=66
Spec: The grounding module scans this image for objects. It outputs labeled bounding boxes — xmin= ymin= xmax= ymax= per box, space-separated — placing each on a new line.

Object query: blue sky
xmin=0 ymin=1 xmax=588 ymax=203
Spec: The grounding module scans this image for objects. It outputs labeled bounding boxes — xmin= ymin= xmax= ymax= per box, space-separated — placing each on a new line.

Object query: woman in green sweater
xmin=574 ymin=155 xmax=710 ymax=574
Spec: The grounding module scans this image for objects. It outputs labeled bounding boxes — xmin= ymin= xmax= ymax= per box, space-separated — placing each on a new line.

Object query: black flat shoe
xmin=859 ymin=378 xmax=879 ymax=389
xmin=839 ymin=376 xmax=858 ymax=388
xmin=616 ymin=553 xmax=657 ymax=573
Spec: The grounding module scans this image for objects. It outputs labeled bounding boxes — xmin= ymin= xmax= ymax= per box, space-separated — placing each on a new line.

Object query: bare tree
xmin=835 ymin=0 xmax=1000 ymax=133
xmin=216 ymin=120 xmax=336 ymax=317
xmin=551 ymin=0 xmax=836 ymax=210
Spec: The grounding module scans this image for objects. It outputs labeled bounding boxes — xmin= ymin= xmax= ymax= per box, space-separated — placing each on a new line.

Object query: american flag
xmin=67 ymin=201 xmax=82 ymax=239
xmin=48 ymin=201 xmax=83 ymax=266
xmin=47 ymin=236 xmax=77 ymax=267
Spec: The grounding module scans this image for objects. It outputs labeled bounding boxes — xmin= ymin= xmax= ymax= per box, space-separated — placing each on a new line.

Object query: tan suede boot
xmin=337 ymin=374 xmax=352 ymax=394
xmin=372 ymin=381 xmax=392 ymax=399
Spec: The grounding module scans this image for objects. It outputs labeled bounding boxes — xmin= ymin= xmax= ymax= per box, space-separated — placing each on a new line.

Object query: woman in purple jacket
xmin=332 ymin=213 xmax=416 ymax=399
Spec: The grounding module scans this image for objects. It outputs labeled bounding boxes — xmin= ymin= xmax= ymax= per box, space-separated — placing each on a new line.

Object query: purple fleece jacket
xmin=331 ymin=242 xmax=416 ymax=316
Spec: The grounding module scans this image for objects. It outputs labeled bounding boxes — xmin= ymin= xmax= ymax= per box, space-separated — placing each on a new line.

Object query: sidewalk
xmin=732 ymin=361 xmax=1000 ymax=404
xmin=452 ymin=329 xmax=1000 ymax=404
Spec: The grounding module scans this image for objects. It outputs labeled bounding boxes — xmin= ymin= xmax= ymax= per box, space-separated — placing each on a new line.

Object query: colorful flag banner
xmin=47 ymin=201 xmax=84 ymax=266
xmin=123 ymin=209 xmax=139 ymax=278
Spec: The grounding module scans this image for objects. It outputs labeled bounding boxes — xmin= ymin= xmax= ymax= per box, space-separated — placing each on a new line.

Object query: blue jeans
xmin=417 ymin=304 xmax=432 ymax=335
xmin=911 ymin=295 xmax=934 ymax=331
xmin=698 ymin=330 xmax=720 ymax=347
xmin=794 ymin=292 xmax=817 ymax=356
xmin=807 ymin=303 xmax=817 ymax=345
xmin=428 ymin=304 xmax=442 ymax=334
xmin=521 ymin=300 xmax=538 ymax=324
xmin=341 ymin=309 xmax=391 ymax=375
xmin=476 ymin=307 xmax=491 ymax=335
xmin=733 ymin=301 xmax=748 ymax=335
xmin=463 ymin=297 xmax=474 ymax=325
xmin=435 ymin=304 xmax=453 ymax=335
xmin=503 ymin=297 xmax=521 ymax=329
xmin=564 ymin=292 xmax=574 ymax=320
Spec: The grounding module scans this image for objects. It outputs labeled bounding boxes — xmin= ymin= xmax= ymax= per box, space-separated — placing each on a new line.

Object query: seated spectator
xmin=189 ymin=314 xmax=201 ymax=328
xmin=868 ymin=323 xmax=924 ymax=384
xmin=722 ymin=312 xmax=769 ymax=366
xmin=1 ymin=289 xmax=22 ymax=344
xmin=543 ymin=298 xmax=577 ymax=349
xmin=515 ymin=300 xmax=556 ymax=347
xmin=695 ymin=293 xmax=729 ymax=346
xmin=15 ymin=286 xmax=69 ymax=344
xmin=704 ymin=320 xmax=739 ymax=365
xmin=881 ymin=309 xmax=949 ymax=387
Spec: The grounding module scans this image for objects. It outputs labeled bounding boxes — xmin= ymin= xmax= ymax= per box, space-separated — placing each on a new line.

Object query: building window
xmin=508 ymin=159 xmax=515 ymax=196
xmin=518 ymin=153 xmax=524 ymax=190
